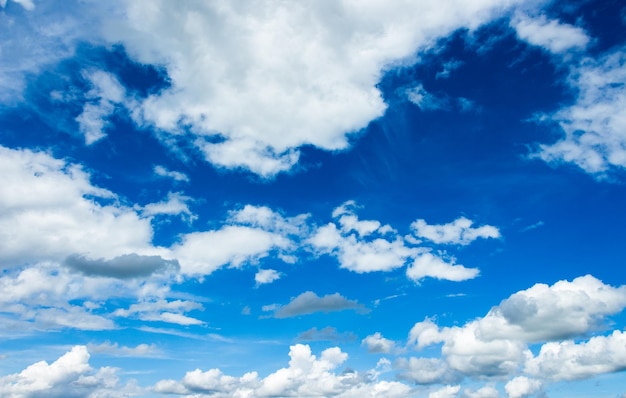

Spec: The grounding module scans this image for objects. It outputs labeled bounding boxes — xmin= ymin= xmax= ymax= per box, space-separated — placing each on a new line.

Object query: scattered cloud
xmin=0 ymin=346 xmax=135 ymax=397
xmin=153 ymin=165 xmax=189 ymax=183
xmin=75 ymin=69 xmax=127 ymax=144
xmin=113 ymin=299 xmax=204 ymax=326
xmin=297 ymin=327 xmax=356 ymax=342
xmin=97 ymin=0 xmax=532 ymax=176
xmin=272 ymin=291 xmax=367 ymax=318
xmin=87 ymin=341 xmax=160 ymax=357
xmin=362 ymin=332 xmax=396 ymax=354
xmin=504 ymin=376 xmax=542 ymax=398
xmin=411 ymin=217 xmax=500 ymax=245
xmin=153 ymin=344 xmax=412 ymax=397
xmin=536 ymin=49 xmax=626 ymax=177
xmin=407 ymin=252 xmax=480 ymax=283
xmin=512 ymin=13 xmax=589 ymax=54
xmin=407 ymin=275 xmax=626 ymax=380
xmin=255 ymin=269 xmax=281 ymax=286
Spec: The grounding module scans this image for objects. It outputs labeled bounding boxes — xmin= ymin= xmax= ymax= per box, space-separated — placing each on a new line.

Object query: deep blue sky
xmin=1 ymin=1 xmax=626 ymax=397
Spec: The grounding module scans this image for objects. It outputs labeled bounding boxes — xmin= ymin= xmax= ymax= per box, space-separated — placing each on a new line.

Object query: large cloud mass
xmin=99 ymin=0 xmax=531 ymax=176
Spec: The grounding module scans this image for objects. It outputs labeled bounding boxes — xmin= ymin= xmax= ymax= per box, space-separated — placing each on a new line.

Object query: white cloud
xmin=406 ymin=84 xmax=451 ymax=111
xmin=362 ymin=332 xmax=396 ymax=354
xmin=464 ymin=385 xmax=500 ymax=398
xmin=512 ymin=13 xmax=589 ymax=53
xmin=113 ymin=299 xmax=204 ymax=326
xmin=75 ymin=69 xmax=128 ymax=144
xmin=407 ymin=275 xmax=626 ymax=380
xmin=411 ymin=217 xmax=500 ymax=245
xmin=0 ymin=346 xmax=132 ymax=397
xmin=153 ymin=165 xmax=189 ymax=183
xmin=395 ymin=357 xmax=454 ymax=385
xmin=0 ymin=145 xmax=162 ymax=267
xmin=536 ymin=49 xmax=626 ymax=176
xmin=310 ymin=202 xmax=491 ymax=282
xmin=504 ymin=376 xmax=542 ymax=398
xmin=153 ymin=344 xmax=412 ymax=397
xmin=255 ymin=269 xmax=281 ymax=285
xmin=430 ymin=385 xmax=461 ymax=398
xmin=140 ymin=192 xmax=196 ymax=222
xmin=308 ymin=202 xmax=416 ymax=273
xmin=406 ymin=252 xmax=480 ymax=283
xmin=525 ymin=330 xmax=626 ymax=381
xmin=272 ymin=291 xmax=366 ymax=319
xmin=173 ymin=225 xmax=290 ymax=276
xmin=96 ymin=0 xmax=533 ymax=176
xmin=87 ymin=341 xmax=160 ymax=357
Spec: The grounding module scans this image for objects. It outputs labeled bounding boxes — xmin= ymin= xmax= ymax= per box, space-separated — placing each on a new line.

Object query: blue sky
xmin=1 ymin=0 xmax=626 ymax=397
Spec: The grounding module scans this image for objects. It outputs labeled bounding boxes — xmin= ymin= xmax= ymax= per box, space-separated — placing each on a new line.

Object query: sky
xmin=1 ymin=0 xmax=626 ymax=397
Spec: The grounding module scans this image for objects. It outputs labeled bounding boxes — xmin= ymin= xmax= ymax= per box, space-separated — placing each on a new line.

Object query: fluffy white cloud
xmin=464 ymin=385 xmax=500 ymax=398
xmin=407 ymin=275 xmax=626 ymax=380
xmin=430 ymin=385 xmax=461 ymax=398
xmin=173 ymin=225 xmax=290 ymax=276
xmin=153 ymin=344 xmax=412 ymax=397
xmin=504 ymin=376 xmax=541 ymax=398
xmin=308 ymin=202 xmax=416 ymax=273
xmin=411 ymin=217 xmax=500 ymax=245
xmin=512 ymin=13 xmax=589 ymax=53
xmin=362 ymin=332 xmax=396 ymax=354
xmin=406 ymin=252 xmax=479 ymax=283
xmin=525 ymin=330 xmax=626 ymax=381
xmin=537 ymin=49 xmax=626 ymax=176
xmin=272 ymin=291 xmax=366 ymax=318
xmin=0 ymin=145 xmax=162 ymax=267
xmin=395 ymin=357 xmax=454 ymax=385
xmin=0 ymin=346 xmax=132 ymax=397
xmin=96 ymin=0 xmax=533 ymax=176
xmin=309 ymin=202 xmax=490 ymax=282
xmin=255 ymin=269 xmax=281 ymax=285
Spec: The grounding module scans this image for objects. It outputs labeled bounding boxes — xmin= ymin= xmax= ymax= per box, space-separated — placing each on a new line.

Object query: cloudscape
xmin=1 ymin=0 xmax=626 ymax=397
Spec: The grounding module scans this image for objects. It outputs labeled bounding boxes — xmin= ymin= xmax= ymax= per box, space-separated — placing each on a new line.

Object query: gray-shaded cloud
xmin=65 ymin=253 xmax=178 ymax=279
xmin=273 ymin=291 xmax=367 ymax=318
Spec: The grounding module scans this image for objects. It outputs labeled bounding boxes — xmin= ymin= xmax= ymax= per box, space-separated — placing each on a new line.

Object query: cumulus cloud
xmin=362 ymin=332 xmax=396 ymax=354
xmin=407 ymin=275 xmax=626 ymax=381
xmin=153 ymin=344 xmax=412 ymax=397
xmin=272 ymin=291 xmax=367 ymax=318
xmin=0 ymin=145 xmax=162 ymax=267
xmin=525 ymin=330 xmax=626 ymax=381
xmin=297 ymin=327 xmax=356 ymax=342
xmin=430 ymin=384 xmax=461 ymax=398
xmin=406 ymin=252 xmax=480 ymax=283
xmin=309 ymin=202 xmax=491 ymax=282
xmin=512 ymin=13 xmax=589 ymax=53
xmin=255 ymin=269 xmax=281 ymax=285
xmin=395 ymin=357 xmax=455 ymax=385
xmin=93 ymin=0 xmax=534 ymax=176
xmin=65 ymin=253 xmax=178 ymax=279
xmin=536 ymin=49 xmax=626 ymax=176
xmin=504 ymin=376 xmax=542 ymax=398
xmin=308 ymin=201 xmax=416 ymax=273
xmin=411 ymin=217 xmax=500 ymax=245
xmin=0 ymin=346 xmax=131 ymax=397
